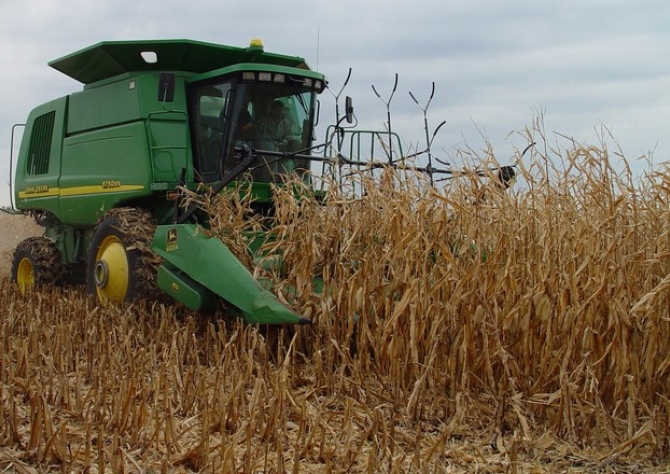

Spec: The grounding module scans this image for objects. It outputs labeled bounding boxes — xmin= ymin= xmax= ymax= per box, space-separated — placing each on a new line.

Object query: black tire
xmin=86 ymin=208 xmax=161 ymax=304
xmin=11 ymin=237 xmax=64 ymax=291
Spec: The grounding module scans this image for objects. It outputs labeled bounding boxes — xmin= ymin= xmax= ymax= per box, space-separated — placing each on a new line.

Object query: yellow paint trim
xmin=18 ymin=184 xmax=145 ymax=199
xmin=59 ymin=184 xmax=145 ymax=197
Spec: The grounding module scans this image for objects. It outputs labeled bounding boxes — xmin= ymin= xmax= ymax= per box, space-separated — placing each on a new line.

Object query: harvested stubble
xmin=1 ymin=139 xmax=670 ymax=473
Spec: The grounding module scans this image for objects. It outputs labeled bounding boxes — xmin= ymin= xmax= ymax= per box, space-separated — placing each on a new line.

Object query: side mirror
xmin=314 ymin=100 xmax=321 ymax=127
xmin=345 ymin=96 xmax=354 ymax=124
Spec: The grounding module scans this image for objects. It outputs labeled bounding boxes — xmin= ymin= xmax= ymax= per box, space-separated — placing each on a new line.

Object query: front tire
xmin=86 ymin=208 xmax=160 ymax=304
xmin=11 ymin=237 xmax=64 ymax=292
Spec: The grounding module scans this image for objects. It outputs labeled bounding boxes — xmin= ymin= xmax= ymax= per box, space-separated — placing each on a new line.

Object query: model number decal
xmin=23 ymin=185 xmax=50 ymax=195
xmin=101 ymin=180 xmax=122 ymax=189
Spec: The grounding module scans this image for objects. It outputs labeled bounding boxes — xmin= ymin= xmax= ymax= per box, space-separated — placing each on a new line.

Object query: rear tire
xmin=11 ymin=237 xmax=64 ymax=292
xmin=86 ymin=208 xmax=160 ymax=304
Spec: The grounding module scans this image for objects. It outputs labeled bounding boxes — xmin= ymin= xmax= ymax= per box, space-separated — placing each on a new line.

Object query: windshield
xmin=192 ymin=77 xmax=316 ymax=184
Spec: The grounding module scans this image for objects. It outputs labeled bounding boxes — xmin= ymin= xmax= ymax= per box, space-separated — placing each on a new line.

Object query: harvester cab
xmin=10 ymin=39 xmax=328 ymax=324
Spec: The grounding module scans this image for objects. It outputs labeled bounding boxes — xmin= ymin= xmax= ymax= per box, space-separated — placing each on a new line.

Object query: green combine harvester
xmin=10 ymin=38 xmax=335 ymax=325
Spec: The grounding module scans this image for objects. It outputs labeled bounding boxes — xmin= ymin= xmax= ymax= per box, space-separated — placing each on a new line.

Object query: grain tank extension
xmin=10 ymin=39 xmax=328 ymax=324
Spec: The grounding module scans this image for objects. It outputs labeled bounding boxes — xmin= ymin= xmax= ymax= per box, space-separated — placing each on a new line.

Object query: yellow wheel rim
xmin=93 ymin=235 xmax=129 ymax=303
xmin=16 ymin=257 xmax=35 ymax=293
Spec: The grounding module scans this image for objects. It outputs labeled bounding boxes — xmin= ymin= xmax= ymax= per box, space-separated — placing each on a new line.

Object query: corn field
xmin=2 ymin=132 xmax=670 ymax=473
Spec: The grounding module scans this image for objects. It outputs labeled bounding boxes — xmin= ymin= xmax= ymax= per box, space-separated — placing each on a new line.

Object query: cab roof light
xmin=242 ymin=72 xmax=255 ymax=81
xmin=273 ymin=73 xmax=285 ymax=83
xmin=247 ymin=38 xmax=264 ymax=53
xmin=140 ymin=51 xmax=158 ymax=64
xmin=258 ymin=72 xmax=272 ymax=81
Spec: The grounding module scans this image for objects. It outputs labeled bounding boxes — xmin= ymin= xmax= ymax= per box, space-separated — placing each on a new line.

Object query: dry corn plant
xmin=178 ymin=183 xmax=264 ymax=269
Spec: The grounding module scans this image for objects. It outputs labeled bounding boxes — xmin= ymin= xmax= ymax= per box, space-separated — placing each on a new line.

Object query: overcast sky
xmin=1 ymin=0 xmax=669 ymax=206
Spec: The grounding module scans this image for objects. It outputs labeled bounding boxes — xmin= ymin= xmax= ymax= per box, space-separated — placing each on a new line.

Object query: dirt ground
xmin=0 ymin=212 xmax=42 ymax=279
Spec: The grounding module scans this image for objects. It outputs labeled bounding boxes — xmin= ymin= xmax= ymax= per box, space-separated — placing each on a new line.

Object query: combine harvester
xmin=8 ymin=39 xmax=516 ymax=324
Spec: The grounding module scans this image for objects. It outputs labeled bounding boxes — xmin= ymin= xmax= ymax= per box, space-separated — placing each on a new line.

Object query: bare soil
xmin=0 ymin=212 xmax=42 ymax=279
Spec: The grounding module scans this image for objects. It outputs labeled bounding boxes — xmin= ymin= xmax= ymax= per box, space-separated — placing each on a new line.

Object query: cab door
xmin=189 ymin=80 xmax=234 ymax=183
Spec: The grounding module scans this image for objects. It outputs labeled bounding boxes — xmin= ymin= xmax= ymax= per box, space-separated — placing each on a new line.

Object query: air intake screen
xmin=27 ymin=111 xmax=55 ymax=175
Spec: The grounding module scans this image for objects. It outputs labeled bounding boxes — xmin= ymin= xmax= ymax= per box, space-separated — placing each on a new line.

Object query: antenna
xmin=316 ymin=27 xmax=320 ymax=71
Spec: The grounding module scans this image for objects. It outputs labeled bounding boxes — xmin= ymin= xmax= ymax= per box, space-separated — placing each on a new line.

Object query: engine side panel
xmin=58 ymin=121 xmax=154 ymax=226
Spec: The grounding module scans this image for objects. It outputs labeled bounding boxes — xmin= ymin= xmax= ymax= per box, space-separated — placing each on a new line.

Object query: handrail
xmin=6 ymin=124 xmax=26 ymax=212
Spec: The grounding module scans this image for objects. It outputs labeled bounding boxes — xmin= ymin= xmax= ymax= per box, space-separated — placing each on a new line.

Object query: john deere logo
xmin=166 ymin=228 xmax=178 ymax=252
